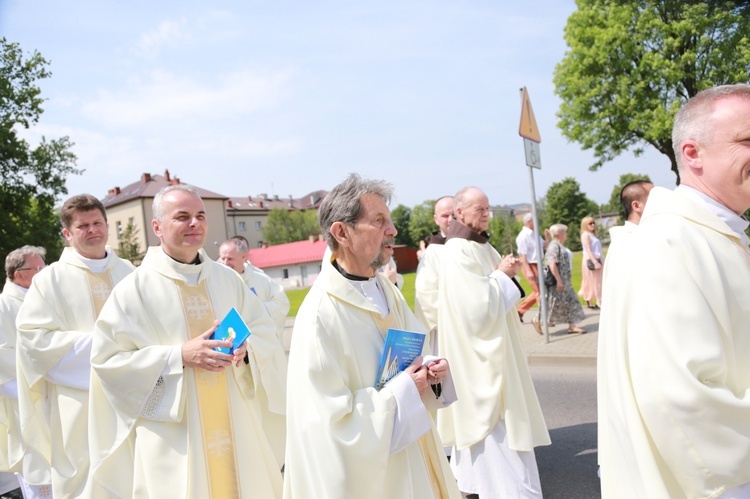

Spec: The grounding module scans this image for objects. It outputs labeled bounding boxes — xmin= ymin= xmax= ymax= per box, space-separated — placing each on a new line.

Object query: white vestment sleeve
xmin=383 ymin=372 xmax=431 ymax=455
xmin=44 ymin=333 xmax=91 ymax=390
xmin=140 ymin=345 xmax=184 ymax=421
xmin=0 ymin=379 xmax=17 ymax=399
xmin=490 ymin=269 xmax=522 ymax=310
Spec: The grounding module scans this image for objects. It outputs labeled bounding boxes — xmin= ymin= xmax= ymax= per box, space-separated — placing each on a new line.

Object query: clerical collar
xmin=676 ymin=185 xmax=750 ymax=244
xmin=74 ymin=248 xmax=111 ymax=273
xmin=332 ymin=259 xmax=373 ymax=281
xmin=445 ymin=219 xmax=490 ymax=244
xmin=165 ymin=252 xmax=203 ymax=265
xmin=332 ymin=259 xmax=388 ymax=316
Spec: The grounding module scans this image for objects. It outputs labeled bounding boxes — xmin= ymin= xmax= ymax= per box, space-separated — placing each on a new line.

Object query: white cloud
xmin=81 ymin=67 xmax=296 ymax=128
xmin=136 ymin=17 xmax=192 ymax=59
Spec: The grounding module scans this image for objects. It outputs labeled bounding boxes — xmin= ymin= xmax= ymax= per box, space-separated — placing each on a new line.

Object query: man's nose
xmin=386 ymin=219 xmax=397 ymax=237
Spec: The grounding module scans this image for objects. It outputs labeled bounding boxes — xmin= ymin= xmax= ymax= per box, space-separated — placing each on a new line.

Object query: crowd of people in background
xmin=1 ymin=83 xmax=750 ymax=498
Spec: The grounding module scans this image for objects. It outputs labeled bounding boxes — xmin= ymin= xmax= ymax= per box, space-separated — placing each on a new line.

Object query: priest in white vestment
xmin=219 ymin=236 xmax=289 ymax=467
xmin=15 ymin=195 xmax=134 ymax=498
xmin=87 ymin=184 xmax=284 ymax=498
xmin=284 ymin=174 xmax=461 ymax=499
xmin=436 ymin=187 xmax=550 ymax=498
xmin=0 ymin=246 xmax=50 ymax=498
xmin=599 ymin=84 xmax=750 ymax=498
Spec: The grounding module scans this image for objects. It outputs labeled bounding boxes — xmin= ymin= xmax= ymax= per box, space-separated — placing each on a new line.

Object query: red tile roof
xmin=101 ymin=170 xmax=227 ymax=207
xmin=248 ymin=239 xmax=328 ymax=269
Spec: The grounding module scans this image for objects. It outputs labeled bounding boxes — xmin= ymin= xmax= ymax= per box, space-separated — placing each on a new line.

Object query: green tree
xmin=408 ymin=200 xmax=437 ymax=247
xmin=115 ymin=223 xmax=145 ymax=265
xmin=1 ymin=38 xmax=80 ymax=262
xmin=262 ymin=208 xmax=320 ymax=245
xmin=554 ymin=0 xmax=750 ymax=183
xmin=390 ymin=204 xmax=414 ymax=247
xmin=489 ymin=212 xmax=521 ymax=256
xmin=542 ymin=177 xmax=598 ymax=251
xmin=606 ymin=173 xmax=653 ymax=221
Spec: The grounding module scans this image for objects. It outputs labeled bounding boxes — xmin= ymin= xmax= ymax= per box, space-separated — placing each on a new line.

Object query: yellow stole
xmin=372 ymin=292 xmax=451 ymax=499
xmin=84 ymin=269 xmax=114 ymax=316
xmin=177 ymin=281 xmax=240 ymax=498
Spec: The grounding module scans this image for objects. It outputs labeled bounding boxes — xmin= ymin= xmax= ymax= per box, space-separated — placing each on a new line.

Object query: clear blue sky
xmin=1 ymin=0 xmax=678 ymax=210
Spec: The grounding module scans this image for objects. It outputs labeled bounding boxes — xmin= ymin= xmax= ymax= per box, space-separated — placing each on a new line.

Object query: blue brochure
xmin=211 ymin=307 xmax=252 ymax=354
xmin=374 ymin=328 xmax=425 ymax=390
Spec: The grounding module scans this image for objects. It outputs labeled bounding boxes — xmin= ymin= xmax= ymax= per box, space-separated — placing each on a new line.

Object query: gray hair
xmin=152 ymin=184 xmax=201 ymax=222
xmin=222 ymin=237 xmax=249 ymax=254
xmin=672 ymin=84 xmax=750 ymax=170
xmin=5 ymin=245 xmax=46 ymax=281
xmin=318 ymin=173 xmax=394 ymax=251
xmin=549 ymin=224 xmax=568 ymax=238
xmin=453 ymin=186 xmax=484 ymax=211
xmin=523 ymin=212 xmax=534 ymax=224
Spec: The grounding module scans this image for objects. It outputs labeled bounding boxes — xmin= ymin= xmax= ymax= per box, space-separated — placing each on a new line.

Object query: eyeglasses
xmin=18 ymin=266 xmax=46 ymax=272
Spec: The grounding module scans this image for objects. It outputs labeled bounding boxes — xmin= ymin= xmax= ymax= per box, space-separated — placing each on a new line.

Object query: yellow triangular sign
xmin=519 ymin=87 xmax=541 ymax=143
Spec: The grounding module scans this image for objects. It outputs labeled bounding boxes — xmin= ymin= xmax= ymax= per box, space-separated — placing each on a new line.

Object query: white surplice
xmin=241 ymin=262 xmax=289 ymax=467
xmin=598 ymin=187 xmax=750 ymax=498
xmin=87 ymin=246 xmax=285 ymax=498
xmin=283 ymin=255 xmax=460 ymax=499
xmin=15 ymin=247 xmax=133 ymax=497
xmin=436 ymin=237 xmax=550 ymax=496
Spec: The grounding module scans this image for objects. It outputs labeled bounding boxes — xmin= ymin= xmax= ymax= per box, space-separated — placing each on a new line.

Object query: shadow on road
xmin=536 ymin=422 xmax=600 ymax=499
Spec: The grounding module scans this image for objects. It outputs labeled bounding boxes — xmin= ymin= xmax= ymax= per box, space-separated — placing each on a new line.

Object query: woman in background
xmin=578 ymin=215 xmax=604 ymax=310
xmin=533 ymin=224 xmax=585 ymax=334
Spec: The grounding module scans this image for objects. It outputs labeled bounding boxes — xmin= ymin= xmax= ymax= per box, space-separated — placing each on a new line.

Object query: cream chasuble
xmin=15 ymin=247 xmax=133 ymax=496
xmin=241 ymin=264 xmax=289 ymax=466
xmin=88 ymin=246 xmax=284 ymax=498
xmin=598 ymin=187 xmax=750 ymax=498
xmin=283 ymin=256 xmax=460 ymax=499
xmin=414 ymin=244 xmax=445 ymax=333
xmin=0 ymin=281 xmax=26 ymax=474
xmin=436 ymin=238 xmax=549 ymax=452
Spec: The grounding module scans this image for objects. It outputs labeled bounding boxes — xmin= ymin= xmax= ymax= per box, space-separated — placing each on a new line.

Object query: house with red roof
xmin=100 ymin=170 xmax=327 ymax=262
xmin=248 ymin=237 xmax=328 ymax=289
xmin=101 ymin=170 xmax=229 ymax=260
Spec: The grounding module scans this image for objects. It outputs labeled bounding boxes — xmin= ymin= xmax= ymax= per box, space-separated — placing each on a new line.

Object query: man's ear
xmin=330 ymin=221 xmax=350 ymax=248
xmin=681 ymin=140 xmax=703 ymax=173
xmin=61 ymin=227 xmax=72 ymax=242
xmin=152 ymin=219 xmax=162 ymax=238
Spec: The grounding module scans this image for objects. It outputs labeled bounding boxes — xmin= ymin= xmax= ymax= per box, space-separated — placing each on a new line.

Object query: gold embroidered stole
xmin=84 ymin=269 xmax=114 ymax=316
xmin=372 ymin=290 xmax=449 ymax=499
xmin=177 ymin=281 xmax=240 ymax=498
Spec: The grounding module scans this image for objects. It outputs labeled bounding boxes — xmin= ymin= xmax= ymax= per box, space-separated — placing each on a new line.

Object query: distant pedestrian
xmin=516 ymin=213 xmax=549 ymax=322
xmin=534 ymin=224 xmax=585 ymax=335
xmin=578 ymin=215 xmax=603 ymax=309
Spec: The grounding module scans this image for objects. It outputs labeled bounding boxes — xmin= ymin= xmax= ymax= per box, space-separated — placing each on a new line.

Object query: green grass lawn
xmin=286 ymin=250 xmax=589 ymax=316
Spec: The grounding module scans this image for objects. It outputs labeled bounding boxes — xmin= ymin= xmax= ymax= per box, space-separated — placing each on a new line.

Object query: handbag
xmin=586 ymin=257 xmax=602 ymax=271
xmin=543 ymin=266 xmax=557 ymax=288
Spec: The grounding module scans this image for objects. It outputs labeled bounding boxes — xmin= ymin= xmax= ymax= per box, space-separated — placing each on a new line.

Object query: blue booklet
xmin=374 ymin=328 xmax=426 ymax=390
xmin=211 ymin=307 xmax=252 ymax=354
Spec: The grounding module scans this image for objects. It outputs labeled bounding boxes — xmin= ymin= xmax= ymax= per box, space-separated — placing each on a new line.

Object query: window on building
xmin=238 ymin=221 xmax=246 ymax=231
xmin=283 ymin=269 xmax=289 ymax=279
xmin=128 ymin=217 xmax=135 ymax=226
xmin=116 ymin=221 xmax=123 ymax=238
xmin=255 ymin=221 xmax=262 ymax=230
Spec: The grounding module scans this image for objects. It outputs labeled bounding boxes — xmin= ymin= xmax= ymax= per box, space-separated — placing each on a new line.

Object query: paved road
xmin=533 ymin=364 xmax=600 ymax=499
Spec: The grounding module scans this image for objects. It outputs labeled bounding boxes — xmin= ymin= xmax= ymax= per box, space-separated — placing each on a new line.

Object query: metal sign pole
xmin=518 ymin=87 xmax=548 ymax=342
xmin=527 ymin=164 xmax=549 ymax=343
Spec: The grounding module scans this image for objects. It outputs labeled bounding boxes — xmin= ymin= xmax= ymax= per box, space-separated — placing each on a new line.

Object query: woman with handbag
xmin=532 ymin=224 xmax=586 ymax=334
xmin=578 ymin=215 xmax=604 ymax=310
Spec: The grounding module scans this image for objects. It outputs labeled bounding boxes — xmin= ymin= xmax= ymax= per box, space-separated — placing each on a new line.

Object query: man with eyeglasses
xmin=16 ymin=194 xmax=133 ymax=498
xmin=0 ymin=246 xmax=48 ymax=498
